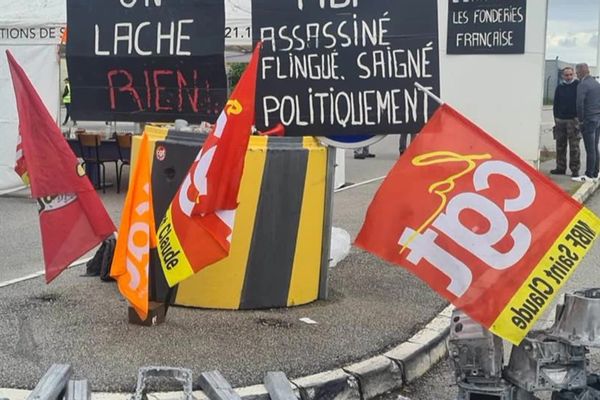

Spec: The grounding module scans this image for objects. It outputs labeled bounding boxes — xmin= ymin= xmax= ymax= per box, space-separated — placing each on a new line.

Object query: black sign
xmin=447 ymin=0 xmax=527 ymax=55
xmin=66 ymin=0 xmax=227 ymax=123
xmin=252 ymin=0 xmax=440 ymax=137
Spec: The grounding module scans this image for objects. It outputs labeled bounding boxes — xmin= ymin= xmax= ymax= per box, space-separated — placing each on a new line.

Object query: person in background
xmin=62 ymin=78 xmax=75 ymax=126
xmin=572 ymin=63 xmax=600 ymax=182
xmin=354 ymin=146 xmax=375 ymax=159
xmin=551 ymin=67 xmax=580 ymax=177
xmin=399 ymin=133 xmax=416 ymax=156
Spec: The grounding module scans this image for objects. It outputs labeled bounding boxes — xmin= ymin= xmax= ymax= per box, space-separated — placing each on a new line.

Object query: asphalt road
xmin=0 ymin=134 xmax=454 ymax=392
xmin=0 ymin=131 xmax=404 ymax=282
xmin=377 ymin=185 xmax=600 ymax=400
xmin=0 ymin=114 xmax=568 ymax=393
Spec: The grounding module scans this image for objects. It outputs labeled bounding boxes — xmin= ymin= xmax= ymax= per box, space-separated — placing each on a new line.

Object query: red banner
xmin=7 ymin=50 xmax=116 ymax=283
xmin=156 ymin=44 xmax=261 ymax=287
xmin=356 ymin=104 xmax=600 ymax=344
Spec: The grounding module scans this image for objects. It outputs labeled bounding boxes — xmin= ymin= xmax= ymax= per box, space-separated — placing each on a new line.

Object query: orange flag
xmin=110 ymin=134 xmax=156 ymax=319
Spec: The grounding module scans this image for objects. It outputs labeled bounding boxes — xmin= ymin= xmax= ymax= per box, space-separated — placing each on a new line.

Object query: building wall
xmin=437 ymin=0 xmax=548 ymax=163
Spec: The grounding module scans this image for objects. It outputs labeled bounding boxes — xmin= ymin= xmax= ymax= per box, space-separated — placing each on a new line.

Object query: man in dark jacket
xmin=572 ymin=63 xmax=600 ymax=182
xmin=552 ymin=67 xmax=580 ymax=177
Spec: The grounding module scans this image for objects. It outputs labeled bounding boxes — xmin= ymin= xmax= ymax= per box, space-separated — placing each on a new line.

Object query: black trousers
xmin=63 ymin=103 xmax=71 ymax=125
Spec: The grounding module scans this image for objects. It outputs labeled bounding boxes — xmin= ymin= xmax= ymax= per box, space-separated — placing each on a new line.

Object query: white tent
xmin=0 ymin=0 xmax=65 ymax=195
xmin=225 ymin=0 xmax=252 ymax=49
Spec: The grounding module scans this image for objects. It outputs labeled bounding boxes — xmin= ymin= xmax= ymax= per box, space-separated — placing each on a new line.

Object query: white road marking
xmin=334 ymin=176 xmax=386 ymax=194
xmin=0 ymin=256 xmax=93 ymax=288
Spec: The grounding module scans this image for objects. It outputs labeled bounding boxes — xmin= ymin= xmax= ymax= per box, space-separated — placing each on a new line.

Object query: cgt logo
xmin=125 ymin=183 xmax=151 ymax=293
xmin=398 ymin=152 xmax=536 ymax=297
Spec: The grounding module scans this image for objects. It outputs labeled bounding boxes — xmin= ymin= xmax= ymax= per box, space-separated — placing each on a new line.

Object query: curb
xmin=2 ymin=180 xmax=597 ymax=400
xmin=0 ymin=305 xmax=453 ymax=400
xmin=572 ymin=180 xmax=599 ymax=204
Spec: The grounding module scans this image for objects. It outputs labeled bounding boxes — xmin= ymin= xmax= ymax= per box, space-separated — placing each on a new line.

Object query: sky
xmin=546 ymin=0 xmax=599 ymax=66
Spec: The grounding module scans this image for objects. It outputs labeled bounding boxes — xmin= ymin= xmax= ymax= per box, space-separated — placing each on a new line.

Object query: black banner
xmin=66 ymin=0 xmax=227 ymax=123
xmin=252 ymin=0 xmax=440 ymax=137
xmin=447 ymin=0 xmax=527 ymax=55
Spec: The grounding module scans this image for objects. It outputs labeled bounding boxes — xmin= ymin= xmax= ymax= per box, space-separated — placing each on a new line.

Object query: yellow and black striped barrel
xmin=134 ymin=128 xmax=334 ymax=310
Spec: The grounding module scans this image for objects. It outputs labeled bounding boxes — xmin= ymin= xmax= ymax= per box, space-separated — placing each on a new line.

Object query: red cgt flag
xmin=356 ymin=104 xmax=600 ymax=345
xmin=6 ymin=50 xmax=116 ymax=283
xmin=156 ymin=43 xmax=261 ymax=287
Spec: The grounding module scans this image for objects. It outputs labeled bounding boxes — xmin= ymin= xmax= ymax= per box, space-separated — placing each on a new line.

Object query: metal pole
xmin=414 ymin=82 xmax=445 ymax=105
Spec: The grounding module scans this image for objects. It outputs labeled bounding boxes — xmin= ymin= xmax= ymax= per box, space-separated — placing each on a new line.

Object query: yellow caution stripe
xmin=156 ymin=206 xmax=195 ymax=287
xmin=491 ymin=208 xmax=600 ymax=345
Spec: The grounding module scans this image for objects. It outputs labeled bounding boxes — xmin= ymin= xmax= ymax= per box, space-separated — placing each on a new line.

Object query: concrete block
xmin=385 ymin=332 xmax=449 ymax=384
xmin=407 ymin=328 xmax=444 ymax=346
xmin=384 ymin=341 xmax=422 ymax=361
xmin=66 ymin=380 xmax=90 ymax=400
xmin=428 ymin=337 xmax=449 ymax=366
xmin=343 ymin=355 xmax=403 ymax=399
xmin=27 ymin=364 xmax=73 ymax=400
xmin=439 ymin=305 xmax=455 ymax=319
xmin=425 ymin=315 xmax=451 ymax=333
xmin=292 ymin=369 xmax=360 ymax=400
xmin=399 ymin=351 xmax=431 ymax=384
xmin=198 ymin=371 xmax=241 ymax=400
xmin=236 ymin=384 xmax=270 ymax=400
xmin=264 ymin=372 xmax=298 ymax=400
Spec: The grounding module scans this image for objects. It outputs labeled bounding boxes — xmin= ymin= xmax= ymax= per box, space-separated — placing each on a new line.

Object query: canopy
xmin=1 ymin=0 xmax=65 ymax=26
xmin=0 ymin=0 xmax=252 ymax=195
xmin=0 ymin=0 xmax=64 ymax=195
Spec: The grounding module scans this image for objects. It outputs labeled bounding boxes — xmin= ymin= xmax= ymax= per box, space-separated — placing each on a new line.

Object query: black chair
xmin=116 ymin=133 xmax=132 ymax=193
xmin=77 ymin=133 xmax=119 ymax=193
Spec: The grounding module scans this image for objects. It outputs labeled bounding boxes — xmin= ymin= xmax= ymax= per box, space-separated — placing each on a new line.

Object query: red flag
xmin=14 ymin=133 xmax=29 ymax=185
xmin=356 ymin=104 xmax=600 ymax=345
xmin=156 ymin=44 xmax=261 ymax=287
xmin=6 ymin=50 xmax=116 ymax=283
xmin=193 ymin=43 xmax=262 ymax=216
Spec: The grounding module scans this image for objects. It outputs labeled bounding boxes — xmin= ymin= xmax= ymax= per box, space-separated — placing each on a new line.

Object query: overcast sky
xmin=547 ymin=0 xmax=599 ymax=65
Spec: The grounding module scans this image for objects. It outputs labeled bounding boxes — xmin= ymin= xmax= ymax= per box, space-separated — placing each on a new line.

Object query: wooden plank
xmin=66 ymin=380 xmax=91 ymax=400
xmin=27 ymin=364 xmax=72 ymax=400
xmin=198 ymin=371 xmax=241 ymax=400
xmin=264 ymin=372 xmax=297 ymax=400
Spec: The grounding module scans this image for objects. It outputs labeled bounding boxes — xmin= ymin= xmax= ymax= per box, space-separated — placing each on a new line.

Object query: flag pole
xmin=414 ymin=82 xmax=444 ymax=105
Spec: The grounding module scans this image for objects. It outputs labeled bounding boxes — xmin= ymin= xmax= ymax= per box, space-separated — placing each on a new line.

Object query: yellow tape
xmin=156 ymin=206 xmax=195 ymax=287
xmin=287 ymin=137 xmax=327 ymax=306
xmin=491 ymin=208 xmax=600 ymax=345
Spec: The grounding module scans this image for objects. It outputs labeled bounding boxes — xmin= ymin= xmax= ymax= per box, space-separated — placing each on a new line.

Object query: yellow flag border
xmin=490 ymin=207 xmax=600 ymax=345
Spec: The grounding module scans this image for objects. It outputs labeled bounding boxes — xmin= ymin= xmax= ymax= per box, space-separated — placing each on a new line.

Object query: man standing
xmin=354 ymin=146 xmax=375 ymax=160
xmin=551 ymin=67 xmax=580 ymax=177
xmin=573 ymin=63 xmax=600 ymax=182
xmin=61 ymin=78 xmax=75 ymax=126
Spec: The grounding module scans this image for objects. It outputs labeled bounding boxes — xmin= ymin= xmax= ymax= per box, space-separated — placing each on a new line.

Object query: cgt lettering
xmin=399 ymin=158 xmax=536 ymax=297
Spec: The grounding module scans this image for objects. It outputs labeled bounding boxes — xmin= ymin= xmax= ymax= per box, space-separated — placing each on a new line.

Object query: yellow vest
xmin=63 ymin=83 xmax=71 ymax=104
